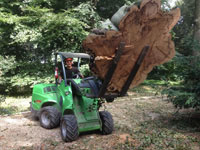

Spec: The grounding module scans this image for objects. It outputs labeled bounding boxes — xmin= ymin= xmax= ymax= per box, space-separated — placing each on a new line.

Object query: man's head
xmin=65 ymin=57 xmax=73 ymax=69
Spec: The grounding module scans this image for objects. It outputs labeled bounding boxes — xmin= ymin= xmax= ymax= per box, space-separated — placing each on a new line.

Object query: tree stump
xmin=83 ymin=0 xmax=181 ymax=94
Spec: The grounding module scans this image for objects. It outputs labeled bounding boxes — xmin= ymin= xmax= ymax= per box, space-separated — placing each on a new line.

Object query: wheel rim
xmin=41 ymin=112 xmax=50 ymax=126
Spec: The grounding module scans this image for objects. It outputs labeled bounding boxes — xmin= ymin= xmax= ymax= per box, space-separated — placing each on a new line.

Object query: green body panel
xmin=56 ymin=81 xmax=73 ymax=113
xmin=31 ymin=78 xmax=101 ymax=133
xmin=32 ymin=83 xmax=60 ymax=110
xmin=73 ymin=96 xmax=101 ymax=132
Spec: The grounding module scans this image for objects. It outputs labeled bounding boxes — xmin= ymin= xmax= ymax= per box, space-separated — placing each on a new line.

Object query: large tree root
xmin=83 ymin=0 xmax=181 ymax=94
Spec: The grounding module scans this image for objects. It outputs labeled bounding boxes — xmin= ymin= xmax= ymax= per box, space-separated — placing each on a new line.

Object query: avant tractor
xmin=31 ymin=43 xmax=149 ymax=142
xmin=31 ymin=52 xmax=114 ymax=142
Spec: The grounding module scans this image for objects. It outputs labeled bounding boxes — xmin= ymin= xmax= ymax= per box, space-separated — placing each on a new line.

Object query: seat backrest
xmin=78 ymin=78 xmax=102 ymax=98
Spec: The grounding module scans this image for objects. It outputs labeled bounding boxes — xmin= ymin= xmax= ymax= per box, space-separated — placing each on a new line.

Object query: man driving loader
xmin=59 ymin=57 xmax=84 ymax=81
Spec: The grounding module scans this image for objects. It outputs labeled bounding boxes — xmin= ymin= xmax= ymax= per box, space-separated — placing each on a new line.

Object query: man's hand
xmin=58 ymin=76 xmax=62 ymax=83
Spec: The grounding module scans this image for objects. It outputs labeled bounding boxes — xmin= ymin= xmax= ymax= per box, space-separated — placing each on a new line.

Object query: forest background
xmin=0 ymin=0 xmax=200 ymax=109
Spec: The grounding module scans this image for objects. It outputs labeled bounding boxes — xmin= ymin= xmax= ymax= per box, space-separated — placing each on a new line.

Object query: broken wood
xmin=83 ymin=0 xmax=181 ymax=94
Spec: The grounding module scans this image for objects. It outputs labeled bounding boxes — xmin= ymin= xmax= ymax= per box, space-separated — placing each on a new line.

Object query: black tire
xmin=99 ymin=111 xmax=114 ymax=135
xmin=60 ymin=115 xmax=79 ymax=142
xmin=39 ymin=106 xmax=61 ymax=129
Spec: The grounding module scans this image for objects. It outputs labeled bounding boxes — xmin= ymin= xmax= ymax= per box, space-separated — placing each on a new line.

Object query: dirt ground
xmin=1 ymin=93 xmax=200 ymax=150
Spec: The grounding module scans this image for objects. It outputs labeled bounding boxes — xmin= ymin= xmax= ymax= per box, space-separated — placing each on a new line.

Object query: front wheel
xmin=99 ymin=111 xmax=114 ymax=135
xmin=60 ymin=115 xmax=79 ymax=142
xmin=39 ymin=106 xmax=61 ymax=129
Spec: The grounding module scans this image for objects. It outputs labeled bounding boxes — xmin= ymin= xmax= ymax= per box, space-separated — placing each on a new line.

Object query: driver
xmin=59 ymin=57 xmax=84 ymax=80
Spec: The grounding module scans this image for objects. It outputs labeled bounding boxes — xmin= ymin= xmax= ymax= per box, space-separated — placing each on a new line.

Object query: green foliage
xmin=29 ymin=0 xmax=92 ymax=12
xmin=0 ymin=55 xmax=55 ymax=95
xmin=148 ymin=52 xmax=189 ymax=81
xmin=79 ymin=64 xmax=92 ymax=77
xmin=158 ymin=52 xmax=200 ymax=110
xmin=0 ymin=1 xmax=100 ymax=60
xmin=66 ymin=2 xmax=101 ymax=29
xmin=162 ymin=56 xmax=200 ymax=109
xmin=96 ymin=0 xmax=137 ymax=19
xmin=0 ymin=1 xmax=101 ymax=95
xmin=158 ymin=0 xmax=200 ymax=109
xmin=0 ymin=6 xmax=90 ymax=60
xmin=0 ymin=95 xmax=6 ymax=104
xmin=172 ymin=0 xmax=195 ymax=55
xmin=0 ymin=55 xmax=16 ymax=76
xmin=96 ymin=0 xmax=172 ymax=19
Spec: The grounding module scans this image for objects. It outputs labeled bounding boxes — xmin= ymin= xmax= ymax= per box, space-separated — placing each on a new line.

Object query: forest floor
xmin=1 ymin=85 xmax=200 ymax=150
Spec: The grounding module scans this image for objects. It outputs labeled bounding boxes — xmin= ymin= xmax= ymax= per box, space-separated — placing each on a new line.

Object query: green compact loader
xmin=31 ymin=43 xmax=149 ymax=142
xmin=31 ymin=52 xmax=114 ymax=142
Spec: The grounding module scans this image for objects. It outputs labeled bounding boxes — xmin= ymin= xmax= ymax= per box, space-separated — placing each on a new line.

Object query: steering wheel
xmin=72 ymin=74 xmax=80 ymax=79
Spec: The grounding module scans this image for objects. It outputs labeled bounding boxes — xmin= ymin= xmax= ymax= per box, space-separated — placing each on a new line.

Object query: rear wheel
xmin=39 ymin=106 xmax=61 ymax=129
xmin=99 ymin=111 xmax=114 ymax=134
xmin=60 ymin=115 xmax=79 ymax=142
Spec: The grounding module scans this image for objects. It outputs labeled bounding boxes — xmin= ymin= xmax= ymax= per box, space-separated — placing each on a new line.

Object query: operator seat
xmin=78 ymin=77 xmax=102 ymax=98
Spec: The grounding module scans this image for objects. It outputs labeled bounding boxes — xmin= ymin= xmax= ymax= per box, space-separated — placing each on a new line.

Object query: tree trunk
xmin=83 ymin=0 xmax=180 ymax=94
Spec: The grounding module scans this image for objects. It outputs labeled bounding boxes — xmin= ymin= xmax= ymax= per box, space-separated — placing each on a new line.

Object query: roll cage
xmin=55 ymin=52 xmax=91 ymax=86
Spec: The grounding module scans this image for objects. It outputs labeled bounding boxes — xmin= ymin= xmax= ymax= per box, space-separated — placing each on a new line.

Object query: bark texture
xmin=83 ymin=0 xmax=181 ymax=94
